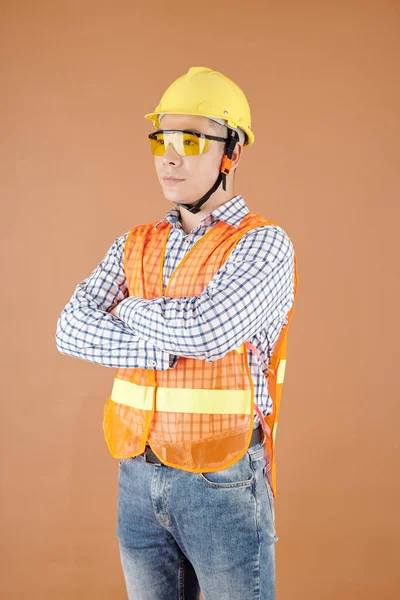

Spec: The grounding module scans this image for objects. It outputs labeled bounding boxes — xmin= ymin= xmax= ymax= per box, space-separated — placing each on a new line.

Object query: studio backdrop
xmin=1 ymin=1 xmax=399 ymax=598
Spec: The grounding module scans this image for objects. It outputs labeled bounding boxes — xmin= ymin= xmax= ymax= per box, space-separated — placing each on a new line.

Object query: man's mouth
xmin=162 ymin=176 xmax=185 ymax=186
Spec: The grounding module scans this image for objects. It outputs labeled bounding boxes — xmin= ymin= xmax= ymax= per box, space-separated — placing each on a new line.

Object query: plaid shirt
xmin=56 ymin=195 xmax=295 ymax=428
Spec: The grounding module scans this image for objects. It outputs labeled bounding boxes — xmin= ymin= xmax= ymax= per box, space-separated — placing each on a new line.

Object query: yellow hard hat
xmin=145 ymin=66 xmax=255 ymax=146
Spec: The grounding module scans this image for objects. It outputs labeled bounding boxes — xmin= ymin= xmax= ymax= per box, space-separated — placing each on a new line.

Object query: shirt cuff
xmin=116 ymin=297 xmax=178 ymax=369
xmin=135 ymin=338 xmax=174 ymax=371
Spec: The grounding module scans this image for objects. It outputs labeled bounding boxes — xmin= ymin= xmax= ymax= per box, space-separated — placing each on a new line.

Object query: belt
xmin=142 ymin=425 xmax=264 ymax=466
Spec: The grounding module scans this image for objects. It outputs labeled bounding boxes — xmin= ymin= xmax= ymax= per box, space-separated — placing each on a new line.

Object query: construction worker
xmin=56 ymin=66 xmax=298 ymax=600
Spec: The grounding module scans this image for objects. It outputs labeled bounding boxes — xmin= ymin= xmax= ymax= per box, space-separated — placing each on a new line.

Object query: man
xmin=56 ymin=66 xmax=298 ymax=600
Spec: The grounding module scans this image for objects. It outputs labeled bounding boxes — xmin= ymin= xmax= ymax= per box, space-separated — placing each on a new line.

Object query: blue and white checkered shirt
xmin=56 ymin=195 xmax=295 ymax=428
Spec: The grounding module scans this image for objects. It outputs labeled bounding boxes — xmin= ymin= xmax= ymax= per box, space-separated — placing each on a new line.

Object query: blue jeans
xmin=116 ymin=442 xmax=278 ymax=600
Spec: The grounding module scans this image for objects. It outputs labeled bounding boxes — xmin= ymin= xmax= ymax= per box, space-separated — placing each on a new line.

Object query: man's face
xmin=153 ymin=114 xmax=227 ymax=205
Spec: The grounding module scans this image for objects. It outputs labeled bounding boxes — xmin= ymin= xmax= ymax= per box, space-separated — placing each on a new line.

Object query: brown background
xmin=1 ymin=1 xmax=399 ymax=598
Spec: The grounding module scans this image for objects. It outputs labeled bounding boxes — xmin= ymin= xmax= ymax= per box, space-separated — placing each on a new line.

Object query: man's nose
xmin=163 ymin=142 xmax=183 ymax=166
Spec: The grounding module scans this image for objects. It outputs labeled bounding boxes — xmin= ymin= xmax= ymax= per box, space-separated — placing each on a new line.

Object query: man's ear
xmin=230 ymin=142 xmax=243 ymax=171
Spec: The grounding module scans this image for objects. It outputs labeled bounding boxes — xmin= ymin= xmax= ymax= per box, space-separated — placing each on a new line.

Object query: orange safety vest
xmin=103 ymin=212 xmax=298 ymax=498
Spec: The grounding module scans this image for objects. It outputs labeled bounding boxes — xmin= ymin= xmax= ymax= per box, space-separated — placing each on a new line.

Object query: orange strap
xmin=221 ymin=155 xmax=232 ymax=175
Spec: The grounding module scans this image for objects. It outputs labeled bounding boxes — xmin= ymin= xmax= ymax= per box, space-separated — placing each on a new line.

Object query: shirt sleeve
xmin=116 ymin=225 xmax=295 ymax=362
xmin=55 ymin=232 xmax=177 ymax=370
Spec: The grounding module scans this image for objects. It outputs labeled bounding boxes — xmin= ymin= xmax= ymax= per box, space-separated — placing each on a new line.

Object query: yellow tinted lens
xmin=149 ymin=132 xmax=210 ymax=156
xmin=149 ymin=133 xmax=165 ymax=156
xmin=181 ymin=133 xmax=210 ymax=156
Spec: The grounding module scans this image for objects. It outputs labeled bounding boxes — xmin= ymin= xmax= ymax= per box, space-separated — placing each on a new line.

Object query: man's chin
xmin=162 ymin=188 xmax=196 ymax=205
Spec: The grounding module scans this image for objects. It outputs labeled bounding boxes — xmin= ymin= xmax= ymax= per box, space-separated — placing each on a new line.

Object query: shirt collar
xmin=154 ymin=195 xmax=249 ymax=230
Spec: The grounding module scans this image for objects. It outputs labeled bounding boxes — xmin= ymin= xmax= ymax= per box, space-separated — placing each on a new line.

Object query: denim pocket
xmin=197 ymin=450 xmax=255 ymax=488
xmin=263 ymin=463 xmax=275 ymax=525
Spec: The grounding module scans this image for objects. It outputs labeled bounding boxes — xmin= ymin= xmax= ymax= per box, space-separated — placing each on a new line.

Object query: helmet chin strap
xmin=176 ymin=130 xmax=239 ymax=215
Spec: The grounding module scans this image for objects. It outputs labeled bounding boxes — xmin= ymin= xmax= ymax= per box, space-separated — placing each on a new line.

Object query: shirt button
xmin=151 ymin=359 xmax=157 ymax=366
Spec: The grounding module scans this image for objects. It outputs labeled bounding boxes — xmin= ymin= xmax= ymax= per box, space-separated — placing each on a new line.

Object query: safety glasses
xmin=148 ymin=129 xmax=227 ymax=157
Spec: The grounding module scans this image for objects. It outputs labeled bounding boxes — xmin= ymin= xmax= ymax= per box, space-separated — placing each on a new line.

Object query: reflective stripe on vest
xmin=110 ymin=378 xmax=252 ymax=415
